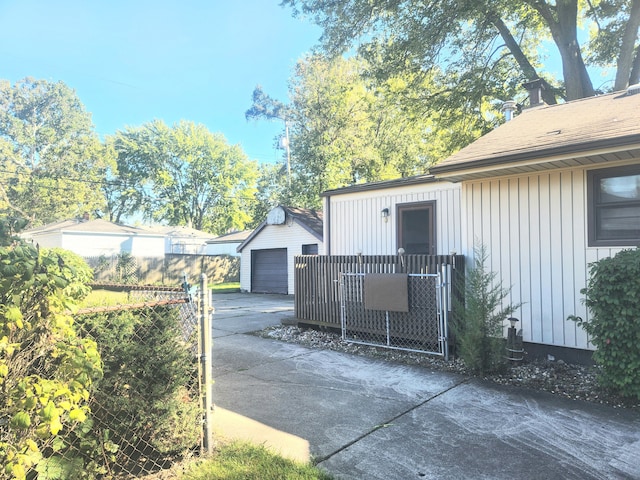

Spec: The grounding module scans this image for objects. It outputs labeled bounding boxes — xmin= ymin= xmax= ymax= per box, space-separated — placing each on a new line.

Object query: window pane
xmin=302 ymin=244 xmax=318 ymax=255
xmin=599 ymin=175 xmax=640 ymax=203
xmin=597 ymin=205 xmax=640 ymax=239
xmin=401 ymin=209 xmax=430 ymax=254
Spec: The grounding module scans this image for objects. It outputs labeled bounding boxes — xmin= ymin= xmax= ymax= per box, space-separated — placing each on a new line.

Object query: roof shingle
xmin=431 ymin=89 xmax=640 ymax=174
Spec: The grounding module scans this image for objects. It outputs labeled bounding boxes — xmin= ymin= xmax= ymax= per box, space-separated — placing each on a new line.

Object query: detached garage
xmin=238 ymin=206 xmax=323 ymax=295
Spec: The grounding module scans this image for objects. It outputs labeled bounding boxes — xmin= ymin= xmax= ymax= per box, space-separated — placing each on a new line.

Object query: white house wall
xmin=462 ymin=165 xmax=629 ymax=351
xmin=165 ymin=237 xmax=210 ymax=255
xmin=205 ymin=242 xmax=242 ymax=256
xmin=325 ymin=182 xmax=462 ymax=256
xmin=60 ymin=232 xmax=165 ymax=257
xmin=240 ymin=222 xmax=324 ymax=295
xmin=129 ymin=235 xmax=166 ymax=258
xmin=27 ymin=232 xmax=63 ymax=249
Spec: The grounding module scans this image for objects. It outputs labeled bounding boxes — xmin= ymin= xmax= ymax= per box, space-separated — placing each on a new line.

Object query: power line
xmin=0 ymin=170 xmax=261 ymax=201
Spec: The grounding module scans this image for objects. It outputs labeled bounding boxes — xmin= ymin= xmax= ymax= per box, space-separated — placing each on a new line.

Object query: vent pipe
xmin=501 ymin=100 xmax=517 ymax=121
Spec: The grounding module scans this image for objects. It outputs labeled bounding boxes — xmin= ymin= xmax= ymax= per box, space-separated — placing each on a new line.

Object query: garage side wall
xmin=325 ymin=182 xmax=461 ymax=256
xmin=240 ymin=222 xmax=324 ymax=295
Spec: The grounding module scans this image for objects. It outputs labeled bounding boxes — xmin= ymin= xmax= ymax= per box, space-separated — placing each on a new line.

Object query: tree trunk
xmin=614 ymin=0 xmax=640 ymax=90
xmin=630 ymin=47 xmax=640 ymax=86
xmin=529 ymin=0 xmax=595 ymax=100
xmin=491 ymin=15 xmax=557 ymax=104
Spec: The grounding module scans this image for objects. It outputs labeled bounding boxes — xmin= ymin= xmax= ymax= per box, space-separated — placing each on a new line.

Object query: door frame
xmin=396 ymin=201 xmax=437 ymax=255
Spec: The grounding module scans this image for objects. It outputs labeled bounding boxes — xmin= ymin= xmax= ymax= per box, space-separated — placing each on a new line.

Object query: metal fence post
xmin=199 ymin=273 xmax=214 ymax=454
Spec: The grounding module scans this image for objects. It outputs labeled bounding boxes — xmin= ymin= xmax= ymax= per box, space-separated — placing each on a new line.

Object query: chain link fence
xmin=29 ymin=282 xmax=211 ymax=479
xmin=340 ymin=272 xmax=450 ymax=357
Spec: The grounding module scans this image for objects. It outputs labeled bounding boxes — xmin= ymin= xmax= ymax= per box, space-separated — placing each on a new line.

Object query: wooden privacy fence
xmin=85 ymin=253 xmax=240 ymax=285
xmin=294 ymin=254 xmax=465 ymax=328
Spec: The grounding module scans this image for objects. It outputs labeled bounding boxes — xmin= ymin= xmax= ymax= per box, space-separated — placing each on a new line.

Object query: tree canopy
xmin=248 ymin=54 xmax=485 ymax=208
xmin=282 ymin=0 xmax=640 ymax=101
xmin=0 ymin=78 xmax=110 ymax=226
xmin=108 ymin=120 xmax=257 ymax=234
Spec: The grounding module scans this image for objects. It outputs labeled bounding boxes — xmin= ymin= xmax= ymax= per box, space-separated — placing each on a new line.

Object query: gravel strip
xmin=253 ymin=325 xmax=640 ymax=410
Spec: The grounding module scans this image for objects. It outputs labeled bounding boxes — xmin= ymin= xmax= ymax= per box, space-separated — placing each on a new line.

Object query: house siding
xmin=325 ymin=182 xmax=462 ymax=256
xmin=205 ymin=242 xmax=242 ymax=256
xmin=461 ymin=164 xmax=632 ymax=351
xmin=239 ymin=222 xmax=324 ymax=295
xmin=60 ymin=232 xmax=165 ymax=257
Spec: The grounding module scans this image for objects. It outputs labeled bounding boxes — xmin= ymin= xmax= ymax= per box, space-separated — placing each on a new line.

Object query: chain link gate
xmin=340 ymin=271 xmax=450 ymax=358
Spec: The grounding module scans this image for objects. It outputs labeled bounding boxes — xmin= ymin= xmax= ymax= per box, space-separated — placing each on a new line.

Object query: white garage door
xmin=251 ymin=248 xmax=287 ymax=294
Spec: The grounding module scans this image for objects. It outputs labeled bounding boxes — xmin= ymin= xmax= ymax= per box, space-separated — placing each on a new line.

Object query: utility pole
xmin=280 ymin=119 xmax=291 ymax=186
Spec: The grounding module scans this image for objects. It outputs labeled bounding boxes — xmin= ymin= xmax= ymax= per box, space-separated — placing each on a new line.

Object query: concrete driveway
xmin=210 ymin=292 xmax=640 ymax=480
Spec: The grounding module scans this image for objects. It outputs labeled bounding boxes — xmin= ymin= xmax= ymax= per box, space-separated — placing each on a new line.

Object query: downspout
xmin=324 ymin=195 xmax=331 ymax=255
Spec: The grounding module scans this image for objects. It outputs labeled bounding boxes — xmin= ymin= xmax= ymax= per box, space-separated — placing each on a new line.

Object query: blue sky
xmin=0 ymin=1 xmax=321 ymax=164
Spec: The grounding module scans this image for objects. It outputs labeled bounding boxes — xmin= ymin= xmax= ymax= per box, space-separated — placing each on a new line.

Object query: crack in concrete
xmin=313 ymin=378 xmax=471 ymax=466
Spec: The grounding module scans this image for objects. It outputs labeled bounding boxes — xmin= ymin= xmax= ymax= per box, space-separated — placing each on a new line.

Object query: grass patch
xmin=81 ymin=289 xmax=130 ymax=307
xmin=210 ymin=282 xmax=240 ymax=293
xmin=182 ymin=441 xmax=332 ymax=480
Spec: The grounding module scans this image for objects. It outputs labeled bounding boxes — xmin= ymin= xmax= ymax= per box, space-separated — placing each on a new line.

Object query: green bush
xmin=76 ymin=306 xmax=200 ymax=463
xmin=573 ymin=248 xmax=640 ymax=399
xmin=0 ymin=240 xmax=102 ymax=479
xmin=453 ymin=244 xmax=520 ymax=375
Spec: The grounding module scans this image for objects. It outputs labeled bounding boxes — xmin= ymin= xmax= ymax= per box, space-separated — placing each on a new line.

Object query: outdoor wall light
xmin=381 ymin=208 xmax=390 ymax=222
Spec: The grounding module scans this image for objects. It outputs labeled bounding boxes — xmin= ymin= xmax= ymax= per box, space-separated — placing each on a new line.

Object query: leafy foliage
xmin=0 ymin=78 xmax=112 ymax=225
xmin=0 ymin=238 xmax=102 ymax=479
xmin=76 ymin=306 xmax=200 ymax=463
xmin=248 ymin=55 xmax=471 ymax=209
xmin=572 ymin=248 xmax=640 ymax=399
xmin=115 ymin=251 xmax=138 ymax=285
xmin=107 ymin=120 xmax=258 ymax=233
xmin=452 ymin=244 xmax=520 ymax=375
xmin=282 ymin=0 xmax=640 ymax=107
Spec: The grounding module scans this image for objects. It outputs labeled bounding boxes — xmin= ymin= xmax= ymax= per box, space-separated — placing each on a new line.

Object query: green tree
xmin=247 ymin=162 xmax=291 ymax=228
xmin=0 ymin=78 xmax=110 ymax=226
xmin=109 ymin=120 xmax=258 ymax=233
xmin=282 ymin=0 xmax=640 ymax=102
xmin=103 ymin=128 xmax=154 ymax=224
xmin=249 ymin=55 xmax=456 ymax=208
xmin=452 ymin=244 xmax=521 ymax=375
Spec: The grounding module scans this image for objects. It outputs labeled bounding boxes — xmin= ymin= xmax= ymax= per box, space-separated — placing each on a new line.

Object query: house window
xmin=397 ymin=201 xmax=436 ymax=254
xmin=302 ymin=244 xmax=318 ymax=255
xmin=588 ymin=165 xmax=640 ymax=246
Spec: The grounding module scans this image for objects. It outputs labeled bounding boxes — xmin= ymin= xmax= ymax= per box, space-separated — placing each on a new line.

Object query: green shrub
xmin=452 ymin=244 xmax=520 ymax=375
xmin=115 ymin=251 xmax=138 ymax=284
xmin=0 ymin=241 xmax=102 ymax=479
xmin=572 ymin=248 xmax=640 ymax=399
xmin=76 ymin=305 xmax=200 ymax=464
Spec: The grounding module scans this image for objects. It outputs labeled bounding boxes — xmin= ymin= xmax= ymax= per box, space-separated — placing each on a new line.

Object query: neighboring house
xmin=20 ymin=218 xmax=165 ymax=257
xmin=238 ymin=206 xmax=324 ymax=295
xmin=323 ymin=85 xmax=640 ymax=360
xmin=142 ymin=225 xmax=217 ymax=255
xmin=205 ymin=230 xmax=252 ymax=257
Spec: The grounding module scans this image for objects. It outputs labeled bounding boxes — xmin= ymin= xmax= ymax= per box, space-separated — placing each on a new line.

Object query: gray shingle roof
xmin=206 ymin=230 xmax=252 ymax=244
xmin=281 ymin=206 xmax=323 ymax=238
xmin=237 ymin=206 xmax=323 ymax=253
xmin=23 ymin=219 xmax=155 ymax=236
xmin=430 ymin=89 xmax=640 ymax=179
